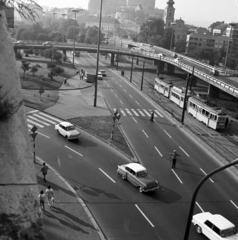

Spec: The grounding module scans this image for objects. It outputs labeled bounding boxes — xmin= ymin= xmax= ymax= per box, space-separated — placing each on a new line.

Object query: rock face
xmin=0 ymin=7 xmax=45 ymax=239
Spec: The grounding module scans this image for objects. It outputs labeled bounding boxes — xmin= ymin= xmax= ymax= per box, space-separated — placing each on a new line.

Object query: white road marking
xmin=179 ymin=146 xmax=189 ymax=157
xmin=65 ymin=146 xmax=83 ymax=156
xmin=28 ymin=116 xmax=51 ymax=126
xmin=107 ymin=84 xmax=109 ymax=87
xmin=119 ymin=85 xmax=122 ymax=87
xmin=142 ymin=130 xmax=149 ymax=138
xmin=230 ymin=200 xmax=238 ymax=209
xmin=99 ymin=168 xmax=115 ymax=183
xmin=143 ymin=109 xmax=151 ymax=117
xmin=28 ymin=123 xmax=33 ymax=129
xmin=171 ymin=169 xmax=183 ymax=184
xmin=57 ymin=156 xmax=61 ymax=167
xmin=149 ymin=109 xmax=158 ymax=117
xmin=120 ymin=109 xmax=126 ymax=116
xmin=37 ymin=132 xmax=50 ymax=138
xmin=115 ymin=94 xmax=118 ymax=97
xmin=125 ymin=109 xmax=133 ymax=116
xmin=200 ymin=168 xmax=214 ymax=183
xmin=129 ymin=94 xmax=133 ymax=98
xmin=111 ymin=89 xmax=113 ymax=91
xmin=154 ymin=146 xmax=163 ymax=157
xmin=120 ymin=100 xmax=123 ymax=104
xmin=131 ymin=109 xmax=139 ymax=116
xmin=38 ymin=112 xmax=62 ymax=122
xmin=137 ymin=109 xmax=145 ymax=116
xmin=27 ymin=119 xmax=44 ymax=128
xmin=135 ymin=101 xmax=140 ymax=105
xmin=196 ymin=202 xmax=204 ymax=212
xmin=124 ymin=89 xmax=127 ymax=92
xmin=164 ymin=130 xmax=172 ymax=138
xmin=135 ymin=204 xmax=154 ymax=227
xmin=132 ymin=117 xmax=137 ymax=123
xmin=154 ymin=110 xmax=164 ymax=118
xmin=33 ymin=114 xmax=57 ymax=124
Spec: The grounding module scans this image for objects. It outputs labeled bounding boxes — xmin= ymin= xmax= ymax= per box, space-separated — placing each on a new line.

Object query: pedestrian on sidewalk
xmin=150 ymin=110 xmax=155 ymax=122
xmin=45 ymin=185 xmax=54 ymax=209
xmin=169 ymin=150 xmax=180 ymax=169
xmin=38 ymin=190 xmax=45 ymax=211
xmin=64 ymin=78 xmax=67 ymax=85
xmin=40 ymin=162 xmax=49 ymax=182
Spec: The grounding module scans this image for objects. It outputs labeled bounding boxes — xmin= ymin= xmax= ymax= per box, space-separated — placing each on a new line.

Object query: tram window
xmin=181 ymin=97 xmax=184 ymax=102
xmin=214 ymin=115 xmax=217 ymax=121
xmin=206 ymin=111 xmax=209 ymax=117
xmin=202 ymin=109 xmax=206 ymax=115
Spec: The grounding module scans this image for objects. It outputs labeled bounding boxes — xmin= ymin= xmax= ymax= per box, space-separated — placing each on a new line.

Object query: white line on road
xmin=99 ymin=168 xmax=115 ymax=183
xmin=196 ymin=202 xmax=204 ymax=212
xmin=129 ymin=94 xmax=133 ymax=98
xmin=154 ymin=110 xmax=164 ymax=118
xmin=131 ymin=109 xmax=139 ymax=116
xmin=107 ymin=84 xmax=110 ymax=87
xmin=132 ymin=117 xmax=137 ymax=123
xmin=124 ymin=89 xmax=127 ymax=92
xmin=115 ymin=94 xmax=118 ymax=97
xmin=135 ymin=101 xmax=140 ymax=105
xmin=111 ymin=89 xmax=113 ymax=91
xmin=135 ymin=204 xmax=154 ymax=227
xmin=230 ymin=200 xmax=238 ymax=209
xmin=164 ymin=130 xmax=172 ymax=138
xmin=119 ymin=85 xmax=122 ymax=87
xmin=65 ymin=146 xmax=83 ymax=156
xmin=142 ymin=130 xmax=149 ymax=138
xmin=154 ymin=146 xmax=163 ymax=157
xmin=57 ymin=156 xmax=61 ymax=167
xmin=171 ymin=169 xmax=183 ymax=184
xmin=200 ymin=168 xmax=214 ymax=183
xmin=179 ymin=146 xmax=189 ymax=157
xmin=36 ymin=132 xmax=50 ymax=138
xmin=120 ymin=100 xmax=123 ymax=104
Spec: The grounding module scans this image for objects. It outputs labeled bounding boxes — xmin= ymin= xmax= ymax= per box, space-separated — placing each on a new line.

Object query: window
xmin=205 ymin=220 xmax=213 ymax=228
xmin=212 ymin=225 xmax=220 ymax=235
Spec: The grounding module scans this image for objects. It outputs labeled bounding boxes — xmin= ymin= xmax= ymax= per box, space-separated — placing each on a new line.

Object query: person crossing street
xmin=169 ymin=150 xmax=180 ymax=169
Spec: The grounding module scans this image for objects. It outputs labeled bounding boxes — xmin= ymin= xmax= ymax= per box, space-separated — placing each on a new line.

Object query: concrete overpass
xmin=14 ymin=42 xmax=238 ymax=98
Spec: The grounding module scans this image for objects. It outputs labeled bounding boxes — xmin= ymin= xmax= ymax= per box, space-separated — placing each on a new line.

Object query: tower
xmin=164 ymin=0 xmax=175 ymax=28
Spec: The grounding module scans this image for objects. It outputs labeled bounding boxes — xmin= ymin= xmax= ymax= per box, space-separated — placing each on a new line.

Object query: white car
xmin=55 ymin=122 xmax=80 ymax=140
xmin=97 ymin=73 xmax=103 ymax=80
xmin=156 ymin=53 xmax=165 ymax=58
xmin=99 ymin=70 xmax=106 ymax=77
xmin=192 ymin=212 xmax=238 ymax=240
xmin=174 ymin=57 xmax=182 ymax=63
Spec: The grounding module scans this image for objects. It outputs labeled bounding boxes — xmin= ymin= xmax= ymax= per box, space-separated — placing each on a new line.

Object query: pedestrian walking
xmin=225 ymin=117 xmax=229 ymax=128
xmin=40 ymin=162 xmax=49 ymax=182
xmin=64 ymin=78 xmax=67 ymax=85
xmin=38 ymin=190 xmax=45 ymax=211
xmin=169 ymin=150 xmax=180 ymax=169
xmin=45 ymin=185 xmax=54 ymax=209
xmin=150 ymin=110 xmax=155 ymax=122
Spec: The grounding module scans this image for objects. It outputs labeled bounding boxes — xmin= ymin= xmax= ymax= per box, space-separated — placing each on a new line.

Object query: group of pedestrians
xmin=39 ymin=162 xmax=55 ymax=211
xmin=76 ymin=68 xmax=85 ymax=80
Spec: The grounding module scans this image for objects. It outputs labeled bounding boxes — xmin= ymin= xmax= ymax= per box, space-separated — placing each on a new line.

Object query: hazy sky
xmin=36 ymin=0 xmax=238 ymax=27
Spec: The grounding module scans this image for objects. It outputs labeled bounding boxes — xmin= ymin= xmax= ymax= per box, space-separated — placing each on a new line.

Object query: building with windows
xmin=85 ymin=16 xmax=120 ymax=34
xmin=164 ymin=0 xmax=175 ymax=28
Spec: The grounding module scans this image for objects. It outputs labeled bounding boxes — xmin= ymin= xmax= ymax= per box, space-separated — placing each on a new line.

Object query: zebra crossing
xmin=27 ymin=111 xmax=62 ymax=130
xmin=113 ymin=108 xmax=164 ymax=118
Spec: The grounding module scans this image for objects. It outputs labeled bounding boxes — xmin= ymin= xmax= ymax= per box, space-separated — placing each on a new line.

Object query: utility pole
xmin=72 ymin=9 xmax=80 ymax=67
xmin=130 ymin=56 xmax=134 ymax=82
xmin=141 ymin=61 xmax=145 ymax=91
xmin=94 ymin=0 xmax=103 ymax=107
xmin=181 ymin=67 xmax=194 ymax=124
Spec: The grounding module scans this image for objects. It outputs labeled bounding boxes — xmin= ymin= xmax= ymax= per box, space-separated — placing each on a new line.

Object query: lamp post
xmin=94 ymin=0 xmax=103 ymax=107
xmin=170 ymin=22 xmax=177 ymax=50
xmin=224 ymin=22 xmax=237 ymax=71
xmin=135 ymin=17 xmax=138 ymax=36
xmin=183 ymin=158 xmax=238 ymax=240
xmin=52 ymin=12 xmax=57 ymax=31
xmin=72 ymin=9 xmax=80 ymax=67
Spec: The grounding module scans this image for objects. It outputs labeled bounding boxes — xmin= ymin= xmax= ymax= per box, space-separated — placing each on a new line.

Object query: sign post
xmin=30 ymin=125 xmax=38 ymax=163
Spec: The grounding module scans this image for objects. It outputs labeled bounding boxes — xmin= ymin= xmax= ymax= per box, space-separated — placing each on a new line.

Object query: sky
xmin=36 ymin=0 xmax=238 ymax=27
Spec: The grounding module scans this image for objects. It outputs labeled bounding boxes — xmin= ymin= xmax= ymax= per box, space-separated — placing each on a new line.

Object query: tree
xmin=21 ymin=60 xmax=31 ymax=80
xmin=159 ymin=28 xmax=172 ymax=49
xmin=30 ymin=65 xmax=39 ymax=75
xmin=175 ymin=40 xmax=187 ymax=53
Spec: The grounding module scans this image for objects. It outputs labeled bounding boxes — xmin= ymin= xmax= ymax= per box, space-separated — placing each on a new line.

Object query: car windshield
xmin=221 ymin=227 xmax=237 ymax=237
xmin=137 ymin=170 xmax=148 ymax=177
xmin=66 ymin=126 xmax=75 ymax=131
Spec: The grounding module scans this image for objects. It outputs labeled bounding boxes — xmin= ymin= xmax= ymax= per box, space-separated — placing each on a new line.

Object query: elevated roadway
xmin=14 ymin=41 xmax=238 ymax=98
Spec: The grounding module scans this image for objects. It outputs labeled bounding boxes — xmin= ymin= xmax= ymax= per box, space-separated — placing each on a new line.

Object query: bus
xmin=187 ymin=96 xmax=227 ymax=130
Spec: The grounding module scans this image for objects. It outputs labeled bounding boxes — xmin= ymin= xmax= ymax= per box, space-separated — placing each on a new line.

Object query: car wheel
xmin=57 ymin=130 xmax=60 ymax=135
xmin=65 ymin=135 xmax=69 ymax=141
xmin=122 ymin=175 xmax=126 ymax=180
xmin=139 ymin=187 xmax=143 ymax=193
xmin=196 ymin=225 xmax=202 ymax=234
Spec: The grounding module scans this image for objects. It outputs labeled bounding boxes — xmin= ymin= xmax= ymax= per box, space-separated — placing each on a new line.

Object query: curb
xmin=36 ymin=156 xmax=107 ymax=240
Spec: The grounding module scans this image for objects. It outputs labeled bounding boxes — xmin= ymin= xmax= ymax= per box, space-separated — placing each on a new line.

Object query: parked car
xmin=14 ymin=40 xmax=25 ymax=45
xmin=156 ymin=53 xmax=166 ymax=58
xmin=43 ymin=41 xmax=52 ymax=46
xmin=117 ymin=163 xmax=159 ymax=193
xmin=55 ymin=122 xmax=80 ymax=140
xmin=97 ymin=73 xmax=103 ymax=80
xmin=192 ymin=212 xmax=238 ymax=240
xmin=99 ymin=70 xmax=107 ymax=77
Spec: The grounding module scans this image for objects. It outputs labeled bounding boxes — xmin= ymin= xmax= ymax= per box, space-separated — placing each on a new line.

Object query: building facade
xmin=164 ymin=0 xmax=175 ymax=28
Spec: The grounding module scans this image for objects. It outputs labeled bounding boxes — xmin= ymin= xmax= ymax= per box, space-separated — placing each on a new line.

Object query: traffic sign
xmin=31 ymin=125 xmax=38 ymax=133
xmin=30 ymin=132 xmax=37 ymax=140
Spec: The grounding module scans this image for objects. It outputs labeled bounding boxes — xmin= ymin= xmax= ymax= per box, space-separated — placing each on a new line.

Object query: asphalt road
xmin=32 ymin=52 xmax=238 ymax=240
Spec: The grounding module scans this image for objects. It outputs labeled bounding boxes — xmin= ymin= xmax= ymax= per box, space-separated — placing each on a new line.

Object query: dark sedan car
xmin=117 ymin=163 xmax=159 ymax=193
